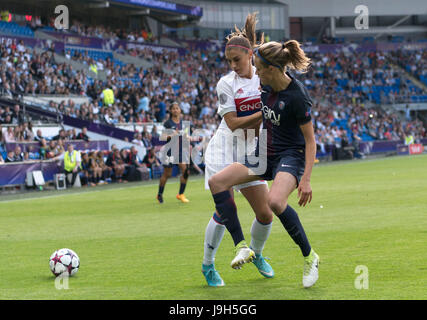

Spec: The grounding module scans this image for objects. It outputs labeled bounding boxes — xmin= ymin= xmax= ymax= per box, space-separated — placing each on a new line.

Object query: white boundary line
xmin=0 ymin=180 xmax=183 ymax=204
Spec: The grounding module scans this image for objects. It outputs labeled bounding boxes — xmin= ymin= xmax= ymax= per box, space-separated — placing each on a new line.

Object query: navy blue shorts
xmin=245 ymin=148 xmax=305 ymax=185
xmin=162 ymin=150 xmax=190 ymax=168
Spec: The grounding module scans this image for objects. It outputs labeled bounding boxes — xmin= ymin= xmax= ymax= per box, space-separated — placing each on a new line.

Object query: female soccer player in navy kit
xmin=157 ymin=102 xmax=191 ymax=203
xmin=208 ymin=40 xmax=320 ymax=288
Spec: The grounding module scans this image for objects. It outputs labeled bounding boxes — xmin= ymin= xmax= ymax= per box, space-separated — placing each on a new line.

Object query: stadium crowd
xmin=1 ymin=22 xmax=426 ymax=170
xmin=388 ymin=49 xmax=427 ymax=86
xmin=68 ymin=20 xmax=156 ymax=43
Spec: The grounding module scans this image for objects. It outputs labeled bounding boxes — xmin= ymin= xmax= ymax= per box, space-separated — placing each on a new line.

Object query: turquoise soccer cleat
xmin=252 ymin=254 xmax=275 ymax=278
xmin=202 ymin=264 xmax=225 ymax=287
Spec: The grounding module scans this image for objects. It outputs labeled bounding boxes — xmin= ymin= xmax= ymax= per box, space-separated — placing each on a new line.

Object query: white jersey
xmin=205 ymin=66 xmax=266 ymax=191
xmin=216 ymin=65 xmax=262 ymax=135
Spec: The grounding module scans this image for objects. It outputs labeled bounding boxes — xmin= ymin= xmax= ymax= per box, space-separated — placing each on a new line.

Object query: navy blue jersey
xmin=163 ymin=118 xmax=193 ymax=141
xmin=162 ymin=118 xmax=191 ymax=164
xmin=260 ymin=72 xmax=312 ymax=156
xmin=163 ymin=118 xmax=183 ymax=132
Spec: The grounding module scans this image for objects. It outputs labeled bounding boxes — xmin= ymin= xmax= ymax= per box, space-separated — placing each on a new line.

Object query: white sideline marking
xmin=0 ymin=181 xmax=180 ymax=204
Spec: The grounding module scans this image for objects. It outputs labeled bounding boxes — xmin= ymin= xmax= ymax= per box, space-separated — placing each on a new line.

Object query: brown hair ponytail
xmin=225 ymin=12 xmax=264 ymax=51
xmin=257 ymin=40 xmax=311 ymax=73
xmin=283 ymin=40 xmax=311 ymax=72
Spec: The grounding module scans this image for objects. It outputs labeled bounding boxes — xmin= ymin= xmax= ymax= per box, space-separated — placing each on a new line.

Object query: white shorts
xmin=204 ymin=132 xmax=267 ymax=191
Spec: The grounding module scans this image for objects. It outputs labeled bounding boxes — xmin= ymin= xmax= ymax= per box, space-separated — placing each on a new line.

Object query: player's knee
xmin=208 ymin=174 xmax=221 ymax=192
xmin=255 ymin=208 xmax=273 ymax=224
xmin=268 ymin=194 xmax=287 ymax=215
xmin=207 ymin=176 xmax=216 ymax=190
xmin=183 ymin=169 xmax=189 ymax=180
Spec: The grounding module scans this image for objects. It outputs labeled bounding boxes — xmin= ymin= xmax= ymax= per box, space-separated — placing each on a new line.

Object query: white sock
xmin=250 ymin=218 xmax=272 ymax=256
xmin=203 ymin=216 xmax=226 ymax=266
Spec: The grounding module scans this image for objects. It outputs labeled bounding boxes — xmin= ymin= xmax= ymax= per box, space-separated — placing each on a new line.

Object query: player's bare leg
xmin=157 ymin=167 xmax=172 ymax=203
xmin=176 ymin=163 xmax=190 ymax=203
xmin=209 ymin=163 xmax=260 ymax=269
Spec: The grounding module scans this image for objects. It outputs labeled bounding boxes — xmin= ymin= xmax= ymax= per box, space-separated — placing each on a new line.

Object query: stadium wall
xmin=174 ymin=1 xmax=289 ymax=40
xmin=279 ymin=0 xmax=427 ymax=17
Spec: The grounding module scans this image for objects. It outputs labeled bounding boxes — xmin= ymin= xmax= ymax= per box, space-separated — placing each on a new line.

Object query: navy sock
xmin=158 ymin=185 xmax=164 ymax=195
xmin=212 ymin=191 xmax=244 ymax=246
xmin=179 ymin=183 xmax=186 ymax=195
xmin=212 ymin=212 xmax=224 ymax=225
xmin=277 ymin=205 xmax=311 ymax=257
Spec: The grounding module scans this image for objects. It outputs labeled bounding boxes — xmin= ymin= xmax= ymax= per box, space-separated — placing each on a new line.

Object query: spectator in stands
xmin=103 ymin=108 xmax=115 ymax=125
xmin=154 ymin=95 xmax=167 ymax=122
xmin=34 ymin=129 xmax=45 ymax=142
xmin=95 ymin=150 xmax=112 ymax=183
xmin=101 ymin=84 xmax=115 ymax=107
xmin=120 ymin=148 xmax=130 ymax=179
xmin=66 ymin=128 xmax=77 ymax=140
xmin=2 ymin=114 xmax=12 ymax=125
xmin=106 ymin=147 xmax=126 ymax=183
xmin=39 ymin=138 xmax=48 ymax=160
xmin=53 ymin=139 xmax=65 ymax=156
xmin=76 ymin=126 xmax=90 ymax=141
xmin=56 ymin=143 xmax=81 ymax=187
xmin=180 ymin=96 xmax=191 ymax=115
xmin=13 ymin=126 xmax=24 ymax=142
xmin=142 ymin=147 xmax=160 ymax=169
xmin=151 ymin=126 xmax=160 ymax=146
xmin=404 ymin=131 xmax=414 ymax=145
xmin=80 ymin=152 xmax=94 ymax=187
xmin=23 ymin=151 xmax=30 ymax=162
xmin=89 ymin=151 xmax=104 ymax=185
xmin=340 ymin=130 xmax=353 ymax=159
xmin=2 ymin=106 xmax=13 ymax=121
xmin=136 ymin=93 xmax=150 ymax=113
xmin=199 ymin=104 xmax=213 ymax=119
xmin=47 ymin=140 xmax=57 ymax=158
xmin=13 ymin=145 xmax=24 ymax=162
xmin=16 ymin=40 xmax=25 ymax=53
xmin=11 ymin=104 xmax=24 ymax=124
xmin=132 ymin=132 xmax=143 ymax=146
xmin=22 ymin=122 xmax=34 ymax=141
xmin=5 ymin=151 xmax=15 ymax=163
xmin=141 ymin=131 xmax=153 ymax=149
xmin=52 ymin=129 xmax=67 ymax=141
xmin=124 ymin=146 xmax=144 ymax=181
xmin=351 ymin=129 xmax=364 ymax=159
xmin=4 ymin=126 xmax=15 ymax=143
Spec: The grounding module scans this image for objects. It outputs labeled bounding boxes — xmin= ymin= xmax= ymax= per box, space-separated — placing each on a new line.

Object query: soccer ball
xmin=49 ymin=248 xmax=80 ymax=277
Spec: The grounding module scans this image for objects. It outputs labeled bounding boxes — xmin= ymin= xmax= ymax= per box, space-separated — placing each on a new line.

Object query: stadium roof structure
xmin=4 ymin=0 xmax=203 ymax=28
xmin=80 ymin=0 xmax=203 ymax=27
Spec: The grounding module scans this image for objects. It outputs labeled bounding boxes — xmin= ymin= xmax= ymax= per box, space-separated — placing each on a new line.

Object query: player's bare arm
xmin=223 ymin=111 xmax=262 ymax=132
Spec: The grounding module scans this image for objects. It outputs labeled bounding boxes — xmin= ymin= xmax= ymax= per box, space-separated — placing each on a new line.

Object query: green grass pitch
xmin=0 ymin=154 xmax=426 ymax=300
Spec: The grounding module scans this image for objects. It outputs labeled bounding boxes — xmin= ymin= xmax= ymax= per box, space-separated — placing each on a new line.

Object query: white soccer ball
xmin=49 ymin=248 xmax=80 ymax=277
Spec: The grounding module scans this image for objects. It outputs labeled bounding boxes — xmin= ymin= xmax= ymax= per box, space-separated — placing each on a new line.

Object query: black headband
xmin=253 ymin=47 xmax=282 ymax=69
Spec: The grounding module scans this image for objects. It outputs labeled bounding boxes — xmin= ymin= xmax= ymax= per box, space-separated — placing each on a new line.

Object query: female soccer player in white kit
xmin=201 ymin=13 xmax=274 ymax=287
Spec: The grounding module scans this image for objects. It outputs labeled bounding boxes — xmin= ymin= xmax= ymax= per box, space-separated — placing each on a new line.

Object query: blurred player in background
xmin=157 ymin=102 xmax=191 ymax=203
xmin=201 ymin=13 xmax=275 ymax=287
xmin=208 ymin=39 xmax=320 ymax=288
